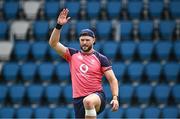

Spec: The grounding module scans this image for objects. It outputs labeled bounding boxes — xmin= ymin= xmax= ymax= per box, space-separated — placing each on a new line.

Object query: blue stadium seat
xmin=148 ymin=1 xmax=163 ymax=18
xmin=155 ymin=41 xmax=172 ymax=61
xmin=148 ymin=0 xmax=165 ymax=1
xmin=27 ymin=84 xmax=44 ymax=104
xmin=33 ymin=20 xmax=49 ymax=40
xmin=9 ymin=84 xmax=25 ymax=104
xmin=68 ymin=41 xmax=80 ymax=50
xmin=0 ymin=107 xmax=15 ymax=118
xmin=163 ymin=62 xmax=179 ymax=82
xmin=31 ymin=41 xmax=48 ymax=61
xmin=45 ymin=84 xmax=62 ymax=104
xmin=45 ymin=0 xmax=59 ymax=1
xmin=174 ymin=41 xmax=180 ymax=60
xmin=14 ymin=41 xmax=30 ymax=61
xmin=69 ymin=108 xmax=75 ymax=118
xmin=3 ymin=62 xmax=19 ymax=81
xmin=128 ymin=0 xmax=142 ymax=1
xmin=52 ymin=107 xmax=69 ymax=118
xmin=3 ymin=0 xmax=19 ymax=1
xmin=120 ymin=41 xmax=136 ymax=61
xmin=55 ymin=63 xmax=70 ymax=81
xmin=96 ymin=21 xmax=112 ymax=39
xmin=63 ymin=85 xmax=72 ymax=104
xmin=112 ymin=62 xmax=126 ymax=82
xmin=120 ymin=21 xmax=133 ymax=40
xmin=172 ymin=84 xmax=180 ymax=104
xmin=21 ymin=62 xmax=37 ymax=82
xmin=159 ymin=20 xmax=176 ymax=40
xmin=103 ymin=85 xmax=112 ymax=102
xmin=137 ymin=41 xmax=154 ymax=61
xmin=127 ymin=62 xmax=144 ymax=82
xmin=93 ymin=42 xmax=101 ymax=52
xmin=76 ymin=21 xmax=90 ymax=35
xmin=145 ymin=62 xmax=161 ymax=82
xmin=38 ymin=62 xmax=54 ymax=81
xmin=135 ymin=84 xmax=153 ymax=104
xmin=127 ymin=1 xmax=143 ymax=19
xmin=139 ymin=20 xmax=153 ymax=40
xmin=162 ymin=106 xmax=179 ymax=118
xmin=107 ymin=107 xmax=124 ymax=118
xmin=154 ymin=84 xmax=170 ymax=104
xmin=16 ymin=107 xmax=33 ymax=118
xmin=87 ymin=1 xmax=100 ymax=19
xmin=0 ymin=21 xmax=8 ymax=40
xmin=143 ymin=106 xmax=160 ymax=119
xmin=97 ymin=108 xmax=107 ymax=118
xmin=0 ymin=85 xmax=8 ymax=104
xmin=102 ymin=41 xmax=118 ymax=60
xmin=119 ymin=84 xmax=134 ymax=104
xmin=107 ymin=1 xmax=121 ymax=18
xmin=3 ymin=1 xmax=19 ymax=19
xmin=44 ymin=1 xmax=60 ymax=19
xmin=49 ymin=47 xmax=61 ymax=61
xmin=169 ymin=1 xmax=180 ymax=18
xmin=65 ymin=1 xmax=80 ymax=18
xmin=34 ymin=107 xmax=51 ymax=118
xmin=61 ymin=24 xmax=70 ymax=39
xmin=125 ymin=107 xmax=142 ymax=118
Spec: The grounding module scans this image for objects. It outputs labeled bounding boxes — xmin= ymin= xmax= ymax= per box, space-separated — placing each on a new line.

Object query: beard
xmin=80 ymin=45 xmax=92 ymax=52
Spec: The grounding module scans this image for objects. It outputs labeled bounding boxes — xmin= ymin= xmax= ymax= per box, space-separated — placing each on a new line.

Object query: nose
xmin=82 ymin=40 xmax=87 ymax=45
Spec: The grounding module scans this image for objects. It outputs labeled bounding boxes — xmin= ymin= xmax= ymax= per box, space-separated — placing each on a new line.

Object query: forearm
xmin=109 ymin=78 xmax=119 ymax=100
xmin=49 ymin=28 xmax=61 ymax=48
xmin=105 ymin=70 xmax=119 ymax=100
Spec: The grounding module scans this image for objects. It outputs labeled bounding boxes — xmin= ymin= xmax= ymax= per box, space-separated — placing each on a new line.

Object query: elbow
xmin=109 ymin=77 xmax=118 ymax=85
xmin=49 ymin=39 xmax=56 ymax=48
xmin=48 ymin=40 xmax=52 ymax=47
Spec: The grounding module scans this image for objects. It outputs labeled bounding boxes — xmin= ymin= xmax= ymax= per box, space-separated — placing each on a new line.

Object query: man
xmin=49 ymin=8 xmax=119 ymax=119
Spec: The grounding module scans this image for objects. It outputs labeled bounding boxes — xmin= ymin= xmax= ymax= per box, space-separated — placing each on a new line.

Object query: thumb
xmin=110 ymin=100 xmax=114 ymax=105
xmin=67 ymin=17 xmax=71 ymax=21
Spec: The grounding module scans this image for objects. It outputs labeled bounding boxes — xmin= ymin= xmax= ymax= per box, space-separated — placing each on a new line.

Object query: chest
xmin=71 ymin=54 xmax=101 ymax=73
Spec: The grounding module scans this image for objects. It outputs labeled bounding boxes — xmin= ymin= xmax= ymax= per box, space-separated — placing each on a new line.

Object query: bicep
xmin=104 ymin=69 xmax=117 ymax=82
xmin=53 ymin=42 xmax=67 ymax=58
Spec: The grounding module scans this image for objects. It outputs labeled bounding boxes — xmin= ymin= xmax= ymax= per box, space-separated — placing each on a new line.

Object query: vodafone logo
xmin=80 ymin=64 xmax=88 ymax=73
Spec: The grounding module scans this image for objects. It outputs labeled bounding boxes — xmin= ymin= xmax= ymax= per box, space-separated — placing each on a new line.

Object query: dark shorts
xmin=73 ymin=91 xmax=106 ymax=118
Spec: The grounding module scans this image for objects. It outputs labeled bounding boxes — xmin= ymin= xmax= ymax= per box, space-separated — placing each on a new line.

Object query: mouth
xmin=82 ymin=45 xmax=88 ymax=48
xmin=82 ymin=46 xmax=88 ymax=50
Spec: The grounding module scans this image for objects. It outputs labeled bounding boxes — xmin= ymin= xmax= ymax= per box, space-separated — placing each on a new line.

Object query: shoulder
xmin=68 ymin=47 xmax=79 ymax=56
xmin=93 ymin=51 xmax=107 ymax=60
xmin=93 ymin=51 xmax=111 ymax=67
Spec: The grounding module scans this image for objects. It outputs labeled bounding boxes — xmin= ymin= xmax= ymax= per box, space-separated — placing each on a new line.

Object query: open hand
xmin=57 ymin=8 xmax=71 ymax=25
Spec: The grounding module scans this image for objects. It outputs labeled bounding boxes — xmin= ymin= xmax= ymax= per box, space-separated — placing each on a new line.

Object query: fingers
xmin=59 ymin=8 xmax=65 ymax=16
xmin=110 ymin=100 xmax=119 ymax=112
xmin=64 ymin=8 xmax=69 ymax=16
xmin=61 ymin=8 xmax=69 ymax=16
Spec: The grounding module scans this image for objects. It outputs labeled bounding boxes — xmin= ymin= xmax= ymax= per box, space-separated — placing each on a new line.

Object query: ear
xmin=93 ymin=37 xmax=96 ymax=45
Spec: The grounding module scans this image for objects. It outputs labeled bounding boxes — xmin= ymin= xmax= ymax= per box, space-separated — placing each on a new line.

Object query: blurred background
xmin=0 ymin=0 xmax=179 ymax=118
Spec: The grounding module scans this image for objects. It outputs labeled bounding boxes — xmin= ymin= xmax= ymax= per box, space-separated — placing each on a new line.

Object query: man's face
xmin=79 ymin=36 xmax=95 ymax=52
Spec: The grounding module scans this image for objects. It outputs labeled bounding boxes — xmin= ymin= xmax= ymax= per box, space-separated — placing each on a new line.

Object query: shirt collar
xmin=80 ymin=49 xmax=95 ymax=55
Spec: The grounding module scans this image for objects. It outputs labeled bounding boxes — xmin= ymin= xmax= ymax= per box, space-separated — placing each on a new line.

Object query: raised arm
xmin=49 ymin=8 xmax=71 ymax=57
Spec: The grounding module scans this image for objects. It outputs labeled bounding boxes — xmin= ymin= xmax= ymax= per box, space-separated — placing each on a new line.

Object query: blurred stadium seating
xmin=0 ymin=0 xmax=179 ymax=118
